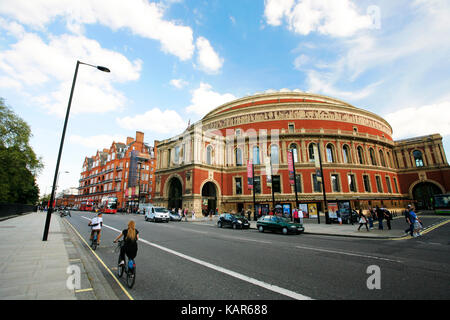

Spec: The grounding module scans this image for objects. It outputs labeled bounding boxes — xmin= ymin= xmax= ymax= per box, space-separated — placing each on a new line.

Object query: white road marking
xmin=295 ymin=245 xmax=402 ymax=263
xmin=81 ymin=216 xmax=312 ymax=300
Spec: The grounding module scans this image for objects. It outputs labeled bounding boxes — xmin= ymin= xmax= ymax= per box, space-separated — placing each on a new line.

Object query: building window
xmin=272 ymin=175 xmax=281 ymax=193
xmin=393 ymin=177 xmax=399 ymax=193
xmin=295 ymin=174 xmax=302 ymax=193
xmin=369 ymin=148 xmax=377 ymax=166
xmin=235 ymin=177 xmax=242 ymax=195
xmin=413 ymin=150 xmax=424 ymax=167
xmin=331 ymin=174 xmax=340 ymax=192
xmin=385 ymin=176 xmax=392 ymax=193
xmin=235 ymin=148 xmax=243 ymax=166
xmin=348 ymin=174 xmax=357 ymax=192
xmin=174 ymin=146 xmax=180 ymax=164
xmin=312 ymin=174 xmax=322 ymax=192
xmin=375 ymin=176 xmax=383 ymax=193
xmin=342 ymin=145 xmax=351 ymax=164
xmin=309 ymin=143 xmax=316 ymax=162
xmin=386 ymin=151 xmax=391 ymax=168
xmin=206 ymin=145 xmax=213 ymax=165
xmin=289 ymin=143 xmax=299 ymax=162
xmin=270 ymin=145 xmax=279 ymax=165
xmin=363 ymin=175 xmax=371 ymax=192
xmin=326 ymin=144 xmax=335 ymax=163
xmin=254 ymin=176 xmax=261 ymax=194
xmin=357 ymin=146 xmax=364 ymax=164
xmin=253 ymin=146 xmax=260 ymax=165
xmin=288 ymin=123 xmax=295 ymax=133
xmin=379 ymin=150 xmax=386 ymax=167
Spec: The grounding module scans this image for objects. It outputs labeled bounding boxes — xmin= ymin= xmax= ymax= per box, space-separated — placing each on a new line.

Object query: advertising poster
xmin=299 ymin=204 xmax=308 ymax=218
xmin=308 ymin=203 xmax=318 ymax=218
xmin=287 ymin=151 xmax=294 ymax=185
xmin=328 ymin=202 xmax=338 ymax=219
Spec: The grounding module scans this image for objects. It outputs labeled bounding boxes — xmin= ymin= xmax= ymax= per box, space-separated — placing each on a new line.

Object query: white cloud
xmin=195 ymin=37 xmax=223 ymax=74
xmin=293 ymin=54 xmax=309 ymax=70
xmin=0 ymin=31 xmax=141 ymax=116
xmin=0 ymin=0 xmax=195 ymax=61
xmin=384 ymin=101 xmax=450 ymax=140
xmin=264 ymin=0 xmax=373 ymax=37
xmin=170 ymin=78 xmax=188 ymax=89
xmin=69 ymin=134 xmax=127 ymax=149
xmin=186 ymin=83 xmax=236 ymax=117
xmin=117 ymin=108 xmax=187 ymax=135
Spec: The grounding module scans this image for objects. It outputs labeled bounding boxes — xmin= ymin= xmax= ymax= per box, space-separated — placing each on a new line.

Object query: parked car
xmin=257 ymin=215 xmax=304 ymax=235
xmin=217 ymin=213 xmax=250 ymax=229
xmin=169 ymin=211 xmax=182 ymax=221
xmin=145 ymin=206 xmax=170 ymax=222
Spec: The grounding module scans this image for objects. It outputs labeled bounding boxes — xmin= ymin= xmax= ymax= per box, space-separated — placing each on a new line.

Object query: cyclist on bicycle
xmin=113 ymin=220 xmax=139 ymax=266
xmin=88 ymin=212 xmax=103 ymax=246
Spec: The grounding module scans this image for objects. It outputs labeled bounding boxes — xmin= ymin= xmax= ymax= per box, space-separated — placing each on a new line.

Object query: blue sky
xmin=0 ymin=0 xmax=449 ymax=196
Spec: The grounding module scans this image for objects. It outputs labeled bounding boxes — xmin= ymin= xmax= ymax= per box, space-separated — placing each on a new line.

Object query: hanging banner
xmin=287 ymin=150 xmax=295 ymax=185
xmin=265 ymin=157 xmax=272 ymax=187
xmin=247 ymin=160 xmax=253 ymax=189
xmin=313 ymin=145 xmax=322 ymax=182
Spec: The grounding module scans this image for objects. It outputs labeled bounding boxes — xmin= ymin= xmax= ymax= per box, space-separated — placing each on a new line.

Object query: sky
xmin=0 ymin=0 xmax=449 ymax=196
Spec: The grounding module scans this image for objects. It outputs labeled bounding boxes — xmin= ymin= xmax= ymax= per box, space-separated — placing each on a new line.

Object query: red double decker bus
xmin=80 ymin=199 xmax=94 ymax=211
xmin=100 ymin=196 xmax=118 ymax=214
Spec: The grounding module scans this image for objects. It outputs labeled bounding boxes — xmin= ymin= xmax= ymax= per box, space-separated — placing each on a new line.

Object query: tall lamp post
xmin=43 ymin=60 xmax=110 ymax=241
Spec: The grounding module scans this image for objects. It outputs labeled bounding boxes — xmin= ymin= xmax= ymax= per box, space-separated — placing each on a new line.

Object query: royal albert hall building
xmin=153 ymin=91 xmax=450 ymax=219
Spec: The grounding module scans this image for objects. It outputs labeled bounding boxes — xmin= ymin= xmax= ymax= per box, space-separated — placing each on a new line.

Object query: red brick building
xmin=153 ymin=91 xmax=449 ymax=218
xmin=75 ymin=131 xmax=158 ymax=211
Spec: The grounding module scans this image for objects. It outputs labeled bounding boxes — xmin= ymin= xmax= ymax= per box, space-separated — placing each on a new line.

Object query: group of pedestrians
xmin=357 ymin=206 xmax=392 ymax=231
xmin=404 ymin=205 xmax=423 ymax=237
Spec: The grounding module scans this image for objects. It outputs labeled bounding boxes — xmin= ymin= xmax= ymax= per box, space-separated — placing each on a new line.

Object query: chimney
xmin=136 ymin=131 xmax=144 ymax=143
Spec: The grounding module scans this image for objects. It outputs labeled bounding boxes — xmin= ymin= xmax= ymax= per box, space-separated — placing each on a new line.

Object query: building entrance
xmin=412 ymin=182 xmax=443 ymax=210
xmin=201 ymin=182 xmax=217 ymax=216
xmin=168 ymin=178 xmax=183 ymax=210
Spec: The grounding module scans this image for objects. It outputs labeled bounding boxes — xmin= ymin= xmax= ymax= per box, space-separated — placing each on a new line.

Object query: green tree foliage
xmin=0 ymin=98 xmax=43 ymax=204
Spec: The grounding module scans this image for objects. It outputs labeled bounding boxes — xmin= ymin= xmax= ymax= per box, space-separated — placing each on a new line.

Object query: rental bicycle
xmin=91 ymin=230 xmax=99 ymax=251
xmin=114 ymin=240 xmax=136 ymax=288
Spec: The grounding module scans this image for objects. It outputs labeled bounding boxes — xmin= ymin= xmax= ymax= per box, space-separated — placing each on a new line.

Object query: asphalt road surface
xmin=65 ymin=211 xmax=450 ymax=300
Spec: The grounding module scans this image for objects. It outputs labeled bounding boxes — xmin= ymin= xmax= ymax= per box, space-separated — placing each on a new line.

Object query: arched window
xmin=342 ymin=145 xmax=351 ymax=164
xmin=235 ymin=148 xmax=243 ymax=166
xmin=379 ymin=150 xmax=386 ymax=167
xmin=289 ymin=143 xmax=299 ymax=162
xmin=253 ymin=146 xmax=260 ymax=165
xmin=270 ymin=144 xmax=279 ymax=164
xmin=326 ymin=144 xmax=335 ymax=163
xmin=308 ymin=143 xmax=316 ymax=162
xmin=413 ymin=150 xmax=424 ymax=167
xmin=369 ymin=148 xmax=377 ymax=166
xmin=357 ymin=146 xmax=364 ymax=164
xmin=206 ymin=145 xmax=213 ymax=165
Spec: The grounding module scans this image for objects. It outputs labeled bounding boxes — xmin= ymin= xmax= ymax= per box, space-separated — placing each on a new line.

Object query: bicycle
xmin=114 ymin=240 xmax=136 ymax=288
xmin=91 ymin=230 xmax=99 ymax=251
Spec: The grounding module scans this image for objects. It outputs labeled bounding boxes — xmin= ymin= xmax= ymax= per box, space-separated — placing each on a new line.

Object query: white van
xmin=144 ymin=206 xmax=170 ymax=222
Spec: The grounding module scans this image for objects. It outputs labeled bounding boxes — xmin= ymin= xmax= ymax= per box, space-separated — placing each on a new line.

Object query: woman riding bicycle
xmin=113 ymin=220 xmax=139 ymax=266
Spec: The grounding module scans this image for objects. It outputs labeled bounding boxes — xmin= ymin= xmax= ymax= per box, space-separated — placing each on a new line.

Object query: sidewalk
xmin=188 ymin=215 xmax=408 ymax=239
xmin=0 ymin=211 xmax=118 ymax=300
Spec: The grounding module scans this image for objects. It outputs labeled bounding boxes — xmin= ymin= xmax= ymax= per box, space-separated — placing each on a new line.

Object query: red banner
xmin=247 ymin=160 xmax=253 ymax=189
xmin=287 ymin=151 xmax=294 ymax=185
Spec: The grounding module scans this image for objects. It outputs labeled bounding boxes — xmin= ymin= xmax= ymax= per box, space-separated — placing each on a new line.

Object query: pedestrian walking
xmin=293 ymin=208 xmax=299 ymax=223
xmin=357 ymin=212 xmax=369 ymax=231
xmin=383 ymin=209 xmax=392 ymax=230
xmin=367 ymin=208 xmax=374 ymax=229
xmin=247 ymin=209 xmax=251 ymax=221
xmin=376 ymin=205 xmax=384 ymax=230
xmin=298 ymin=209 xmax=304 ymax=225
xmin=404 ymin=205 xmax=413 ymax=236
xmin=191 ymin=209 xmax=196 ymax=220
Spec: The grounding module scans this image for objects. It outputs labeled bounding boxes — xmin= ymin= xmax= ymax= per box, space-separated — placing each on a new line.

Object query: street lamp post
xmin=42 ymin=60 xmax=110 ymax=241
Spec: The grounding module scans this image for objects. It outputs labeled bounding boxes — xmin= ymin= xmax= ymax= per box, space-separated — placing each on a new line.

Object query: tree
xmin=0 ymin=98 xmax=43 ymax=204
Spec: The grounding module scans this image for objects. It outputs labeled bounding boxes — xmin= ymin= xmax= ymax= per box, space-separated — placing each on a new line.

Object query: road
xmin=64 ymin=211 xmax=450 ymax=300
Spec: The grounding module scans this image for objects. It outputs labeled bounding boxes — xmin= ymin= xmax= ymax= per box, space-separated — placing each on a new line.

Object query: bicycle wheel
xmin=91 ymin=236 xmax=97 ymax=251
xmin=117 ymin=256 xmax=124 ymax=278
xmin=126 ymin=266 xmax=136 ymax=289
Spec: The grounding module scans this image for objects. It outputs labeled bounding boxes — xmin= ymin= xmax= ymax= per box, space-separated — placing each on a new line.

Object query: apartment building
xmin=75 ymin=131 xmax=158 ymax=211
